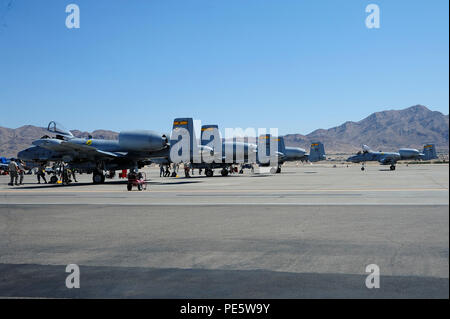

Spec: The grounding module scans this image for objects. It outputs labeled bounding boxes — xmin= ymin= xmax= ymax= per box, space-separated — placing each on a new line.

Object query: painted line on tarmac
xmin=0 ymin=202 xmax=448 ymax=206
xmin=0 ymin=188 xmax=448 ymax=194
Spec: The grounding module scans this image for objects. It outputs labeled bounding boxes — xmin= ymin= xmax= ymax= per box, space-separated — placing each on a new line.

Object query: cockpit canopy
xmin=47 ymin=121 xmax=73 ymax=137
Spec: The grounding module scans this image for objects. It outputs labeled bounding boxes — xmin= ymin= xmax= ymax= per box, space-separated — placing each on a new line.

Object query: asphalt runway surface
xmin=0 ymin=163 xmax=448 ymax=298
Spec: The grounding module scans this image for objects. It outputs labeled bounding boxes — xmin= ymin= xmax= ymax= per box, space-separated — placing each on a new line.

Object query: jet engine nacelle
xmin=399 ymin=148 xmax=421 ymax=159
xmin=119 ymin=130 xmax=168 ymax=152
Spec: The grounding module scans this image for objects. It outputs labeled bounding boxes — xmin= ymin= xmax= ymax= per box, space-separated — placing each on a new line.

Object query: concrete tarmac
xmin=0 ymin=163 xmax=448 ymax=298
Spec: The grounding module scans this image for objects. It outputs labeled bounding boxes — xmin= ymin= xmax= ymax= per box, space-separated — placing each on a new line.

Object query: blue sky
xmin=0 ymin=0 xmax=448 ymax=135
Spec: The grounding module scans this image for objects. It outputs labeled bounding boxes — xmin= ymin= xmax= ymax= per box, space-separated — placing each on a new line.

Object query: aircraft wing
xmin=32 ymin=139 xmax=127 ymax=160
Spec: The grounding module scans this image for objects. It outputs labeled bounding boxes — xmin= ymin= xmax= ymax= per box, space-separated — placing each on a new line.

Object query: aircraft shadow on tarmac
xmin=13 ymin=180 xmax=127 ymax=189
xmin=165 ymin=174 xmax=271 ymax=179
xmin=12 ymin=179 xmax=203 ymax=189
xmin=0 ymin=263 xmax=447 ymax=299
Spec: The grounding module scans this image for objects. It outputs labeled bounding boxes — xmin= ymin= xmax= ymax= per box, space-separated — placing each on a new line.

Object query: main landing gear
xmin=220 ymin=168 xmax=229 ymax=177
xmin=270 ymin=166 xmax=282 ymax=174
xmin=92 ymin=170 xmax=105 ymax=184
xmin=205 ymin=168 xmax=214 ymax=177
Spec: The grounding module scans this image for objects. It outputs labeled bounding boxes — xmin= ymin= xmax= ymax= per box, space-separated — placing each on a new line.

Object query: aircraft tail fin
xmin=259 ymin=134 xmax=285 ymax=154
xmin=422 ymin=144 xmax=438 ymax=160
xmin=277 ymin=136 xmax=286 ymax=154
xmin=309 ymin=141 xmax=326 ymax=162
xmin=201 ymin=125 xmax=219 ymax=146
xmin=170 ymin=118 xmax=195 ymax=161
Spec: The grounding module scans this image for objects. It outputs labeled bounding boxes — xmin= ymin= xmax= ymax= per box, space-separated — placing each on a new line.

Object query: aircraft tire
xmin=221 ymin=169 xmax=228 ymax=177
xmin=50 ymin=176 xmax=58 ymax=184
xmin=361 ymin=167 xmax=365 ymax=171
xmin=270 ymin=167 xmax=277 ymax=174
xmin=390 ymin=165 xmax=396 ymax=171
xmin=93 ymin=173 xmax=103 ymax=184
xmin=206 ymin=169 xmax=214 ymax=177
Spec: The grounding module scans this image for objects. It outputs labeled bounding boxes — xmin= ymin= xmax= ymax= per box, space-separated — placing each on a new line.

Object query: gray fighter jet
xmin=199 ymin=124 xmax=259 ymax=176
xmin=18 ymin=121 xmax=169 ymax=183
xmin=258 ymin=136 xmax=326 ymax=173
xmin=347 ymin=144 xmax=438 ymax=171
xmin=199 ymin=126 xmax=326 ymax=175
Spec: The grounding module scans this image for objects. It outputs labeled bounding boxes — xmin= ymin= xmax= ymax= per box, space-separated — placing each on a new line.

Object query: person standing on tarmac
xmin=71 ymin=167 xmax=77 ymax=182
xmin=164 ymin=164 xmax=171 ymax=177
xmin=17 ymin=160 xmax=26 ymax=185
xmin=8 ymin=159 xmax=19 ymax=186
xmin=159 ymin=164 xmax=164 ymax=177
xmin=37 ymin=163 xmax=47 ymax=184
xmin=184 ymin=163 xmax=190 ymax=178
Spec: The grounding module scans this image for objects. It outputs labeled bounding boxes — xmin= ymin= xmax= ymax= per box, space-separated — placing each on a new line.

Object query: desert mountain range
xmin=0 ymin=105 xmax=448 ymax=157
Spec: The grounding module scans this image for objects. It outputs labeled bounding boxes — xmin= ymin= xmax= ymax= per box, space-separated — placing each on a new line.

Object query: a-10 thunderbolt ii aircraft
xmin=199 ymin=125 xmax=326 ymax=175
xmin=18 ymin=121 xmax=170 ymax=183
xmin=347 ymin=144 xmax=438 ymax=171
xmin=159 ymin=121 xmax=276 ymax=177
xmin=265 ymin=136 xmax=326 ymax=173
xmin=256 ymin=135 xmax=326 ymax=173
xmin=138 ymin=118 xmax=219 ymax=175
xmin=200 ymin=124 xmax=258 ymax=176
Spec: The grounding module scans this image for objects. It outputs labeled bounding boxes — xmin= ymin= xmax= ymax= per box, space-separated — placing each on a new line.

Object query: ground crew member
xmin=164 ymin=164 xmax=171 ymax=177
xmin=71 ymin=168 xmax=77 ymax=182
xmin=159 ymin=164 xmax=164 ymax=177
xmin=18 ymin=160 xmax=26 ymax=185
xmin=37 ymin=164 xmax=47 ymax=184
xmin=184 ymin=163 xmax=190 ymax=177
xmin=8 ymin=159 xmax=19 ymax=186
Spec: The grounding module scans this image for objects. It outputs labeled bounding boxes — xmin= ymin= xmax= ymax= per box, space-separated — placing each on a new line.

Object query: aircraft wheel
xmin=361 ymin=167 xmax=365 ymax=171
xmin=127 ymin=184 xmax=132 ymax=191
xmin=390 ymin=165 xmax=396 ymax=171
xmin=239 ymin=169 xmax=244 ymax=174
xmin=270 ymin=167 xmax=277 ymax=174
xmin=93 ymin=173 xmax=103 ymax=184
xmin=206 ymin=169 xmax=214 ymax=177
xmin=221 ymin=169 xmax=228 ymax=177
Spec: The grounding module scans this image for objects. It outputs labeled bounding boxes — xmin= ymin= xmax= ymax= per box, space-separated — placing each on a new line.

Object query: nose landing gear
xmin=205 ymin=169 xmax=214 ymax=177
